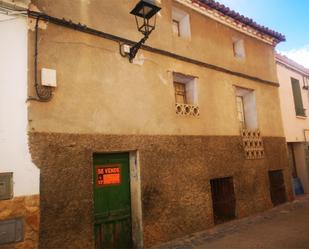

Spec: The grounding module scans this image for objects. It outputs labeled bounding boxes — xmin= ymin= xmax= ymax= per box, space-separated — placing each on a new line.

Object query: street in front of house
xmin=152 ymin=196 xmax=309 ymax=249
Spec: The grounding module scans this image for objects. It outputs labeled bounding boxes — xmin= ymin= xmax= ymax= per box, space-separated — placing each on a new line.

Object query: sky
xmin=218 ymin=0 xmax=309 ymax=68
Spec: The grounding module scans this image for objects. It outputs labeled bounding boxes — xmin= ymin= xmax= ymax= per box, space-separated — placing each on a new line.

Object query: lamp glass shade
xmin=130 ymin=0 xmax=161 ymax=20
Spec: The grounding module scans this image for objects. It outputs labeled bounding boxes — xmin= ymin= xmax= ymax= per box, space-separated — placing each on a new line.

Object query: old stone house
xmin=0 ymin=0 xmax=293 ymax=249
xmin=276 ymin=53 xmax=309 ymax=195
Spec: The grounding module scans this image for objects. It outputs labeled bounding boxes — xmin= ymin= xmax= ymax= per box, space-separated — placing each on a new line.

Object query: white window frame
xmin=172 ymin=7 xmax=191 ymax=39
xmin=233 ymin=38 xmax=246 ymax=59
xmin=235 ymin=86 xmax=258 ymax=130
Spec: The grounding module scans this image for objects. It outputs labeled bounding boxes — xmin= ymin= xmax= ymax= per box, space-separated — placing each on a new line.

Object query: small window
xmin=235 ymin=87 xmax=258 ymax=130
xmin=236 ymin=96 xmax=246 ymax=129
xmin=174 ymin=82 xmax=187 ymax=104
xmin=173 ymin=73 xmax=199 ymax=116
xmin=233 ymin=39 xmax=245 ymax=59
xmin=173 ymin=73 xmax=197 ymax=105
xmin=172 ymin=20 xmax=180 ymax=37
xmin=291 ymin=77 xmax=306 ymax=117
xmin=172 ymin=7 xmax=191 ymax=39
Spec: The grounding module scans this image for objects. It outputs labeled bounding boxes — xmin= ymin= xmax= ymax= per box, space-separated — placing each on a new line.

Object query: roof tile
xmin=195 ymin=0 xmax=286 ymax=41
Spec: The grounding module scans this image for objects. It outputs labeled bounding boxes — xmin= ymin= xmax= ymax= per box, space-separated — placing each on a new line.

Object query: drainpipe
xmin=304 ymin=129 xmax=309 ymax=147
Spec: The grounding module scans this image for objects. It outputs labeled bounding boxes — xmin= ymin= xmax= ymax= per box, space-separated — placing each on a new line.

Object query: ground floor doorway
xmin=210 ymin=177 xmax=236 ymax=224
xmin=93 ymin=153 xmax=133 ymax=249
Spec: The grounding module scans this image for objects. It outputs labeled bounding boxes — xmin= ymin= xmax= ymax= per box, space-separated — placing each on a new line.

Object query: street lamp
xmin=128 ymin=0 xmax=161 ymax=62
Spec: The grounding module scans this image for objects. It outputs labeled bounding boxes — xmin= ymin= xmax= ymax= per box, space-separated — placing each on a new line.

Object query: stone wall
xmin=29 ymin=132 xmax=293 ymax=249
xmin=0 ymin=195 xmax=39 ymax=249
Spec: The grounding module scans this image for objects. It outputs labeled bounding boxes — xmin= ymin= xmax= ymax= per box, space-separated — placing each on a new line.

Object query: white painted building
xmin=276 ymin=53 xmax=309 ymax=194
xmin=0 ymin=4 xmax=40 ymax=247
xmin=0 ymin=12 xmax=39 ymax=197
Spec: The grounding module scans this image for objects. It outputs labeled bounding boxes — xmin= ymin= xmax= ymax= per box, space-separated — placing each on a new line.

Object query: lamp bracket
xmin=129 ymin=30 xmax=152 ymax=62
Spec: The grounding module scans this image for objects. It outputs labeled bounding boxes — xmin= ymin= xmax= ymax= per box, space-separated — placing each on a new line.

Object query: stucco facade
xmin=0 ymin=0 xmax=293 ymax=248
xmin=0 ymin=11 xmax=39 ymax=249
xmin=276 ymin=53 xmax=309 ymax=194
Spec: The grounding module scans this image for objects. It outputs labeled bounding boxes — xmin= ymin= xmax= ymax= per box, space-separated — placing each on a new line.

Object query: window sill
xmin=175 ymin=103 xmax=199 ymax=116
xmin=296 ymin=115 xmax=307 ymax=120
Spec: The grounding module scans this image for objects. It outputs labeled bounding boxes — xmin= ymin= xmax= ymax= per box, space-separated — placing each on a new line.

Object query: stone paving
xmin=150 ymin=195 xmax=309 ymax=249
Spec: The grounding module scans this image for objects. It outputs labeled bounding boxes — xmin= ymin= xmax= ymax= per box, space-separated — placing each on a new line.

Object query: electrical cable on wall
xmin=33 ymin=16 xmax=53 ymax=102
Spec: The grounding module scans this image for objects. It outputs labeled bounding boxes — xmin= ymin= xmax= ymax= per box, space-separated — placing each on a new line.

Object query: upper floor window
xmin=174 ymin=82 xmax=187 ymax=104
xmin=233 ymin=39 xmax=245 ymax=59
xmin=173 ymin=73 xmax=199 ymax=116
xmin=172 ymin=7 xmax=191 ymax=39
xmin=172 ymin=19 xmax=180 ymax=37
xmin=236 ymin=96 xmax=246 ymax=129
xmin=291 ymin=77 xmax=306 ymax=117
xmin=235 ymin=86 xmax=258 ymax=130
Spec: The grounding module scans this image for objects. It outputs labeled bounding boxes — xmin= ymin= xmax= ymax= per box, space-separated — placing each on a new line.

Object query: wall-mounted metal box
xmin=0 ymin=218 xmax=24 ymax=245
xmin=41 ymin=68 xmax=57 ymax=87
xmin=0 ymin=172 xmax=13 ymax=200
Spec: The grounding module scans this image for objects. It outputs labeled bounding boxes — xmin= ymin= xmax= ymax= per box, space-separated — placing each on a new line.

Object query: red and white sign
xmin=96 ymin=165 xmax=121 ymax=187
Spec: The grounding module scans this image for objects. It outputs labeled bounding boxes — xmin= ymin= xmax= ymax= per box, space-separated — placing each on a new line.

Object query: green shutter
xmin=291 ymin=78 xmax=305 ymax=116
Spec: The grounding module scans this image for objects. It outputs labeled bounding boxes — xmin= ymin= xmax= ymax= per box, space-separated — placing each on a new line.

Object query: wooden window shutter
xmin=291 ymin=78 xmax=305 ymax=116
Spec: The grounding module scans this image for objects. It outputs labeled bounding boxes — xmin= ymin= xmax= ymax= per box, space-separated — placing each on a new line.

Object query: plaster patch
xmin=158 ymin=74 xmax=168 ymax=85
xmin=80 ymin=0 xmax=91 ymax=5
xmin=28 ymin=3 xmax=40 ymax=12
xmin=132 ymin=54 xmax=145 ymax=66
xmin=28 ymin=17 xmax=48 ymax=31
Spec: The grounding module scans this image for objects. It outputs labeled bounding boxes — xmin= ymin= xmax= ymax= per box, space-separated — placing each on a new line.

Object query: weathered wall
xmin=0 ymin=196 xmax=39 ymax=249
xmin=30 ymin=0 xmax=278 ymax=83
xmin=27 ymin=22 xmax=284 ymax=137
xmin=24 ymin=1 xmax=290 ymax=248
xmin=29 ymin=132 xmax=293 ymax=249
xmin=277 ymin=63 xmax=309 ymax=142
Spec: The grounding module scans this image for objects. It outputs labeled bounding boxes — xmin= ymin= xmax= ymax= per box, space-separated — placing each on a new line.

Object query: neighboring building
xmin=0 ymin=2 xmax=40 ymax=249
xmin=0 ymin=0 xmax=293 ymax=248
xmin=276 ymin=53 xmax=309 ymax=195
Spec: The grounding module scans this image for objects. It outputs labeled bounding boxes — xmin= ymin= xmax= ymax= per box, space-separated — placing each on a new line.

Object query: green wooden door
xmin=93 ymin=153 xmax=132 ymax=249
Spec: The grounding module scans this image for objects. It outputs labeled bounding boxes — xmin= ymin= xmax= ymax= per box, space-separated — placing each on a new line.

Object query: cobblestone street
xmin=151 ymin=195 xmax=309 ymax=249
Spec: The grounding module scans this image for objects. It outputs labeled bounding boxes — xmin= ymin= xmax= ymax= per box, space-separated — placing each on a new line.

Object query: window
xmin=236 ymin=96 xmax=245 ymax=129
xmin=235 ymin=87 xmax=258 ymax=130
xmin=291 ymin=77 xmax=306 ymax=117
xmin=172 ymin=19 xmax=180 ymax=37
xmin=172 ymin=7 xmax=191 ymax=39
xmin=233 ymin=39 xmax=245 ymax=59
xmin=173 ymin=73 xmax=199 ymax=116
xmin=174 ymin=82 xmax=187 ymax=104
xmin=173 ymin=73 xmax=197 ymax=105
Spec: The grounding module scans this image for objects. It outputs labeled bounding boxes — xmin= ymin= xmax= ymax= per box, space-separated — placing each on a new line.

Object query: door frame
xmin=92 ymin=150 xmax=143 ymax=249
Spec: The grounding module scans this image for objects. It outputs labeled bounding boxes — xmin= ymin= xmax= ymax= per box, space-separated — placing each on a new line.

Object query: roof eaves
xmin=275 ymin=52 xmax=309 ymax=76
xmin=195 ymin=0 xmax=286 ymax=42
